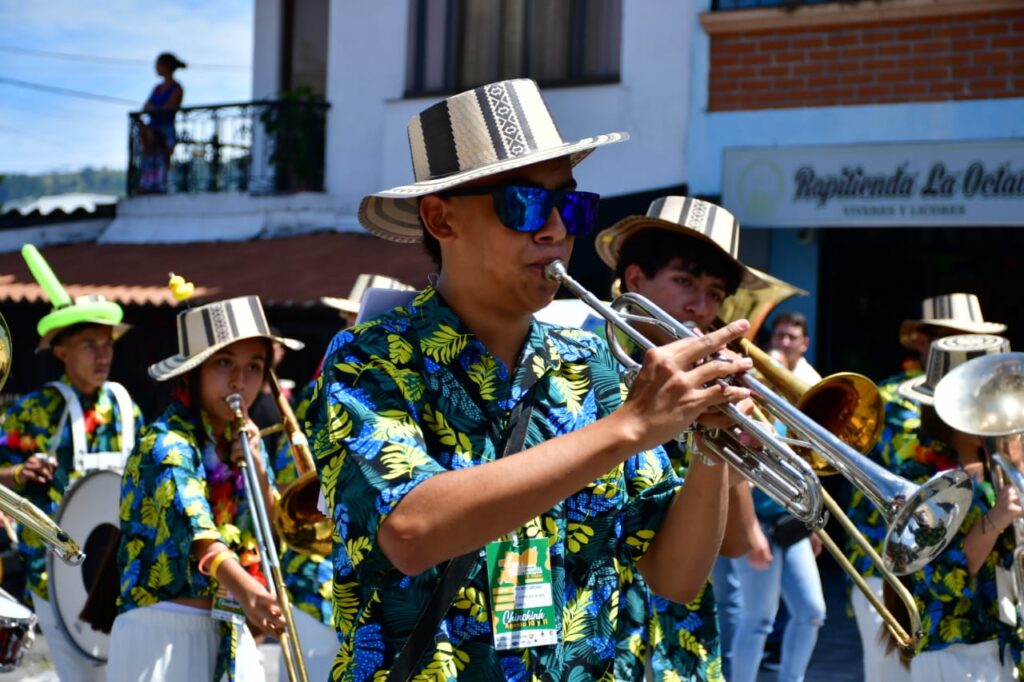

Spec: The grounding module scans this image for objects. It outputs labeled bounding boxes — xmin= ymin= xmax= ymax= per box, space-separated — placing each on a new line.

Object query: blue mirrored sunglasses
xmin=442 ymin=184 xmax=601 ymax=236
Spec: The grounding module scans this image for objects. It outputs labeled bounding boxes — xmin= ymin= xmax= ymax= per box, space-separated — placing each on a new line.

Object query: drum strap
xmin=45 ymin=382 xmax=136 ymax=473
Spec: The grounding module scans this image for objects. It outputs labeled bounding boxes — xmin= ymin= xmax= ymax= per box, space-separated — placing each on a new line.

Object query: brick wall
xmin=708 ymin=8 xmax=1024 ymax=111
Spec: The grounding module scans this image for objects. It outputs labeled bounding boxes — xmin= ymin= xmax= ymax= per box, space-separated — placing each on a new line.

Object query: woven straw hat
xmin=321 ymin=274 xmax=415 ymax=315
xmin=149 ymin=296 xmax=303 ymax=381
xmin=595 ymin=196 xmax=767 ymax=290
xmin=359 ymin=78 xmax=627 ymax=243
xmin=897 ymin=334 xmax=1010 ymax=405
xmin=899 ymin=293 xmax=1006 ymax=349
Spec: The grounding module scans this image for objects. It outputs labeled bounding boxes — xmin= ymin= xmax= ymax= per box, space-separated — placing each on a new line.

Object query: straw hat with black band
xmin=897 ymin=334 xmax=1010 ymax=406
xmin=594 ymin=196 xmax=768 ymax=291
xmin=899 ymin=293 xmax=1006 ymax=350
xmin=358 ymin=78 xmax=627 ymax=242
xmin=321 ymin=274 xmax=415 ymax=316
xmin=149 ymin=296 xmax=303 ymax=382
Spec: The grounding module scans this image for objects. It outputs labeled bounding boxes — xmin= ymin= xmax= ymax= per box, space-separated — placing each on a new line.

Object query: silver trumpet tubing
xmin=225 ymin=394 xmax=309 ymax=682
xmin=545 ymin=259 xmax=973 ymax=576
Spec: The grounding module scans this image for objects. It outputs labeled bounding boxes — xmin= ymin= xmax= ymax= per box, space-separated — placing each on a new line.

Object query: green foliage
xmin=259 ymin=87 xmax=328 ymax=192
xmin=0 ymin=168 xmax=124 ymax=206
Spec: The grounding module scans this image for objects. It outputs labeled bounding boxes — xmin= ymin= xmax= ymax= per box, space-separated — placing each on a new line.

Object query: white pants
xmin=107 ymin=603 xmax=265 ymax=682
xmin=911 ymin=639 xmax=1018 ymax=682
xmin=851 ymin=576 xmax=911 ymax=682
xmin=278 ymin=608 xmax=339 ymax=682
xmin=31 ymin=593 xmax=106 ymax=682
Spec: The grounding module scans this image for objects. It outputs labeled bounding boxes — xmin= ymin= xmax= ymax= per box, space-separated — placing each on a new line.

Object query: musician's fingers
xmin=675 ymin=319 xmax=750 ymax=366
xmin=687 ymin=357 xmax=753 ymax=393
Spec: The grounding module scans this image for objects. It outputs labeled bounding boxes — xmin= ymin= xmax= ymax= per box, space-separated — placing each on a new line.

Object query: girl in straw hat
xmin=108 ymin=295 xmax=302 ymax=682
xmin=883 ymin=335 xmax=1023 ymax=681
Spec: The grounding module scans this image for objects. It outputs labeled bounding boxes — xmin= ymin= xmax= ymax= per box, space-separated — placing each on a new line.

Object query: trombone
xmin=258 ymin=371 xmax=332 ymax=556
xmin=546 ymin=259 xmax=972 ymax=575
xmin=226 ymin=393 xmax=309 ymax=682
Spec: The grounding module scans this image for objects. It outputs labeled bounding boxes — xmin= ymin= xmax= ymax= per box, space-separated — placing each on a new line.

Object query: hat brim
xmin=899 ymin=319 xmax=1008 ymax=349
xmin=149 ymin=333 xmax=304 ymax=382
xmin=595 ymin=216 xmax=768 ymax=290
xmin=38 ymin=321 xmax=132 ymax=352
xmin=359 ymin=132 xmax=628 ymax=243
xmin=895 ymin=374 xmax=934 ymax=405
xmin=321 ymin=296 xmax=359 ymax=315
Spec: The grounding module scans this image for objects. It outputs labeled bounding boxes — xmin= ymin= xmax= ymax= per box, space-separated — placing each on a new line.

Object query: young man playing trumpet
xmin=305 ymin=79 xmax=755 ymax=680
xmin=594 ymin=197 xmax=816 ymax=682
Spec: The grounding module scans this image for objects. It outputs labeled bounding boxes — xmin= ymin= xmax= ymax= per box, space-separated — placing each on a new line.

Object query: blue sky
xmin=0 ymin=0 xmax=253 ymax=175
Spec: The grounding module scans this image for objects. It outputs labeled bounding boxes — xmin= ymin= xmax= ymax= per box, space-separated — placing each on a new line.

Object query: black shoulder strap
xmin=385 ymin=400 xmax=535 ymax=682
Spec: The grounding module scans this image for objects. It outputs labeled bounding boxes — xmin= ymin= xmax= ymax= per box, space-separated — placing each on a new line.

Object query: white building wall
xmin=323 ymin=1 xmax=695 ymax=217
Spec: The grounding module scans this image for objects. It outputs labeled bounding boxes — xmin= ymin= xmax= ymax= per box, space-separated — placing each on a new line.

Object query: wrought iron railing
xmin=712 ymin=0 xmax=841 ymax=9
xmin=127 ymin=96 xmax=330 ymax=196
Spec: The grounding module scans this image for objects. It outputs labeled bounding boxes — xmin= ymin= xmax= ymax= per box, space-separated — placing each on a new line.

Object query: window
xmin=406 ymin=0 xmax=621 ymax=96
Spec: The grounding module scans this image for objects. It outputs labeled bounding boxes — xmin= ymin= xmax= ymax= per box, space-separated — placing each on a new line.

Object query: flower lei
xmin=201 ymin=418 xmax=267 ymax=587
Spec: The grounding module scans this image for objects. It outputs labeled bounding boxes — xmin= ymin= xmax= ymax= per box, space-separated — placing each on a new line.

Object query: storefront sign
xmin=722 ymin=140 xmax=1024 ymax=227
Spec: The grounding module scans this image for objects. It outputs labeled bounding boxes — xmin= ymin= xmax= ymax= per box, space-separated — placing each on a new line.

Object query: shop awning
xmin=0 ymin=233 xmax=436 ymax=307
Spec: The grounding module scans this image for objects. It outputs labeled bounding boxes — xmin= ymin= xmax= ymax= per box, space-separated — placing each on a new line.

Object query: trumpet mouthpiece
xmin=225 ymin=393 xmax=244 ymax=413
xmin=544 ymin=260 xmax=567 ymax=281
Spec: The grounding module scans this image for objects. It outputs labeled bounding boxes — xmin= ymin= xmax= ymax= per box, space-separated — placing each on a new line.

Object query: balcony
xmin=127 ymin=95 xmax=330 ymax=197
xmin=712 ymin=0 xmax=838 ymax=9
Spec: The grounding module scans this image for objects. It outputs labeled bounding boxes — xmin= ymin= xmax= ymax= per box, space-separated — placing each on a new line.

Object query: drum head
xmin=47 ymin=469 xmax=121 ymax=662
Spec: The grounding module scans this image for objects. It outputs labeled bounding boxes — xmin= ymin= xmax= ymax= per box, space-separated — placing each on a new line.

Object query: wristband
xmin=209 ymin=550 xmax=238 ymax=581
xmin=11 ymin=464 xmax=24 ymax=486
xmin=198 ymin=547 xmax=227 ymax=576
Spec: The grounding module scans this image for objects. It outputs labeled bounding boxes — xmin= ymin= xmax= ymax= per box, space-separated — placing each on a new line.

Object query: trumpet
xmin=258 ymin=371 xmax=332 ymax=556
xmin=226 ymin=393 xmax=309 ymax=682
xmin=544 ymin=259 xmax=973 ymax=577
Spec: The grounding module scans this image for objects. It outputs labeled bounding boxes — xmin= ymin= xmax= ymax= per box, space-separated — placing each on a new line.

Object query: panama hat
xmin=897 ymin=334 xmax=1010 ymax=405
xmin=595 ymin=196 xmax=767 ymax=290
xmin=149 ymin=296 xmax=304 ymax=381
xmin=899 ymin=293 xmax=1006 ymax=349
xmin=358 ymin=78 xmax=627 ymax=243
xmin=321 ymin=273 xmax=415 ymax=315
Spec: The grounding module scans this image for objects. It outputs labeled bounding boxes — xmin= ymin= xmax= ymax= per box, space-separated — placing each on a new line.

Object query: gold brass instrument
xmin=226 ymin=393 xmax=309 ymax=682
xmin=0 ymin=312 xmax=84 ymax=564
xmin=545 ymin=259 xmax=973 ymax=577
xmin=935 ymin=351 xmax=1024 ymax=613
xmin=258 ymin=371 xmax=332 ymax=556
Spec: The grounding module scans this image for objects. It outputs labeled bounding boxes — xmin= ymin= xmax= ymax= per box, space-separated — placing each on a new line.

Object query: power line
xmin=0 ymin=45 xmax=249 ymax=70
xmin=0 ymin=76 xmax=137 ymax=105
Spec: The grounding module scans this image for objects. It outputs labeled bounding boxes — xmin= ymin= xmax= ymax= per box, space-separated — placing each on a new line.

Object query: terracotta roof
xmin=0 ymin=233 xmax=436 ymax=307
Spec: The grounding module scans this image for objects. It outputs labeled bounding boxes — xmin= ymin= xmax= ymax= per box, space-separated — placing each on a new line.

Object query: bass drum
xmin=46 ymin=469 xmax=121 ymax=663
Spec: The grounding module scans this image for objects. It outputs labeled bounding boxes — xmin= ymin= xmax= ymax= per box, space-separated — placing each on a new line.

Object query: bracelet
xmin=11 ymin=464 xmax=24 ymax=486
xmin=209 ymin=550 xmax=238 ymax=581
xmin=197 ymin=547 xmax=228 ymax=577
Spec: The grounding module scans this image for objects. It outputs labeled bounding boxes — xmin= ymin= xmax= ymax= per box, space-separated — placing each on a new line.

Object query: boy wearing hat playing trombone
xmin=0 ymin=245 xmax=143 ymax=682
xmin=306 ymin=79 xmax=755 ymax=680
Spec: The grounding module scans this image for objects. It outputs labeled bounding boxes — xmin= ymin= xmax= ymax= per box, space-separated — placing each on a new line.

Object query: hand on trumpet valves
xmin=20 ymin=453 xmax=57 ymax=484
xmin=988 ymin=484 xmax=1023 ymax=534
xmin=622 ymin=319 xmax=753 ymax=452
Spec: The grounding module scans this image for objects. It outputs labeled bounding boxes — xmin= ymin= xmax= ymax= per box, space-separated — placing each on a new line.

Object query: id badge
xmin=211 ymin=587 xmax=246 ymax=625
xmin=995 ymin=566 xmax=1018 ymax=626
xmin=485 ymin=537 xmax=559 ymax=650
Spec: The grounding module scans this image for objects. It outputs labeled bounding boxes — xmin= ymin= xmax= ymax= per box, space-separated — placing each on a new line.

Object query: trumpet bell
xmin=883 ymin=469 xmax=974 ymax=575
xmin=275 ymin=471 xmax=333 ymax=556
xmin=797 ymin=372 xmax=885 ymax=472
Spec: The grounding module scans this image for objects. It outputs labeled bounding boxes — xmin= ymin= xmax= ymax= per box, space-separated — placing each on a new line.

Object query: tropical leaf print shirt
xmin=898 ymin=436 xmax=1022 ymax=668
xmin=116 ymin=400 xmax=273 ymax=681
xmin=306 ymin=287 xmax=681 ymax=681
xmin=847 ymin=370 xmax=922 ymax=579
xmin=0 ymin=375 xmax=143 ymax=600
xmin=272 ymin=380 xmax=333 ymax=626
xmin=601 ymin=326 xmax=723 ymax=682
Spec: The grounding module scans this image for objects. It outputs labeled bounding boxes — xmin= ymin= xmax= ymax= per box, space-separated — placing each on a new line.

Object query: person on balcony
xmin=138 ymin=52 xmax=185 ymax=194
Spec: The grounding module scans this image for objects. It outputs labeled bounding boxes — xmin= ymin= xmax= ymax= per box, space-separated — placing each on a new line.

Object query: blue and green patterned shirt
xmin=306 ymin=287 xmax=681 ymax=681
xmin=0 ymin=375 xmax=142 ymax=600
